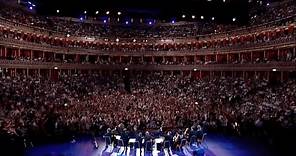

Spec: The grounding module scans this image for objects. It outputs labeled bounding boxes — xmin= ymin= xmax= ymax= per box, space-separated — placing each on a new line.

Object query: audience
xmin=0 ymin=72 xmax=295 ymax=141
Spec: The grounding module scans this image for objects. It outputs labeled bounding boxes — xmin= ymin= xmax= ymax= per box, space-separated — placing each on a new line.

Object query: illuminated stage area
xmin=25 ymin=134 xmax=274 ymax=156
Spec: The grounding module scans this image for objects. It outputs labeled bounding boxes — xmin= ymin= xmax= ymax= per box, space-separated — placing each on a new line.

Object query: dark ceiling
xmin=23 ymin=0 xmax=256 ymax=23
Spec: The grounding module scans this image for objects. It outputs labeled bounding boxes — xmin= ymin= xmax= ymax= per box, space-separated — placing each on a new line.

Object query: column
xmin=4 ymin=47 xmax=7 ymax=58
xmin=280 ymin=71 xmax=284 ymax=82
xmin=194 ymin=55 xmax=197 ymax=64
xmin=277 ymin=49 xmax=280 ymax=61
xmin=30 ymin=50 xmax=33 ymax=60
xmin=215 ymin=54 xmax=218 ymax=63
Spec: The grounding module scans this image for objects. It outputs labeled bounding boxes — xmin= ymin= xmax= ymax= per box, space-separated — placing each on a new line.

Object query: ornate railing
xmin=0 ymin=14 xmax=295 ymax=42
xmin=0 ymin=60 xmax=295 ymax=71
xmin=0 ymin=37 xmax=295 ymax=56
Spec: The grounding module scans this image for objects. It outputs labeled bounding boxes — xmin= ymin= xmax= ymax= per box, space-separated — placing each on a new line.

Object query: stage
xmin=25 ymin=134 xmax=274 ymax=156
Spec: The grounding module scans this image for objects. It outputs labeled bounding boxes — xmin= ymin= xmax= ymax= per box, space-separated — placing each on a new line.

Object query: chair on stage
xmin=117 ymin=139 xmax=125 ymax=147
xmin=134 ymin=141 xmax=141 ymax=149
xmin=145 ymin=141 xmax=153 ymax=152
xmin=179 ymin=138 xmax=188 ymax=151
xmin=180 ymin=139 xmax=187 ymax=147
xmin=103 ymin=136 xmax=112 ymax=148
xmin=200 ymin=133 xmax=208 ymax=149
xmin=190 ymin=135 xmax=197 ymax=145
xmin=164 ymin=140 xmax=171 ymax=149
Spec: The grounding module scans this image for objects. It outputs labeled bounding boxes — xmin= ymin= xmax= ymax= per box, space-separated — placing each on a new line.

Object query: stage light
xmin=272 ymin=68 xmax=277 ymax=72
xmin=95 ymin=11 xmax=99 ymax=15
xmin=116 ymin=38 xmax=119 ymax=42
xmin=223 ymin=0 xmax=226 ymax=2
xmin=103 ymin=20 xmax=107 ymax=23
xmin=232 ymin=17 xmax=236 ymax=22
xmin=182 ymin=14 xmax=186 ymax=18
xmin=29 ymin=6 xmax=33 ymax=10
xmin=195 ymin=102 xmax=198 ymax=105
xmin=106 ymin=11 xmax=110 ymax=15
xmin=117 ymin=11 xmax=122 ymax=15
xmin=193 ymin=68 xmax=197 ymax=71
xmin=200 ymin=16 xmax=204 ymax=19
xmin=212 ymin=17 xmax=215 ymax=20
xmin=125 ymin=21 xmax=129 ymax=25
xmin=192 ymin=15 xmax=196 ymax=19
xmin=84 ymin=10 xmax=87 ymax=14
xmin=149 ymin=21 xmax=152 ymax=25
xmin=133 ymin=39 xmax=136 ymax=42
xmin=124 ymin=67 xmax=129 ymax=71
xmin=56 ymin=10 xmax=60 ymax=13
xmin=64 ymin=103 xmax=68 ymax=107
xmin=54 ymin=67 xmax=58 ymax=70
xmin=267 ymin=3 xmax=270 ymax=6
xmin=67 ymin=34 xmax=70 ymax=37
xmin=80 ymin=17 xmax=83 ymax=21
xmin=171 ymin=20 xmax=175 ymax=24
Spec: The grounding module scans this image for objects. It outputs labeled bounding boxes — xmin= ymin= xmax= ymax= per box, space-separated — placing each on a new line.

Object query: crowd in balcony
xmin=0 ymin=72 xmax=295 ymax=142
xmin=0 ymin=21 xmax=294 ymax=55
xmin=0 ymin=0 xmax=295 ymax=39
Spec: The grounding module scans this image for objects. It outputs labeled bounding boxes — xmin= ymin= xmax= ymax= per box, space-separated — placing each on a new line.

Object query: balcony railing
xmin=0 ymin=14 xmax=295 ymax=42
xmin=0 ymin=60 xmax=295 ymax=71
xmin=0 ymin=37 xmax=295 ymax=56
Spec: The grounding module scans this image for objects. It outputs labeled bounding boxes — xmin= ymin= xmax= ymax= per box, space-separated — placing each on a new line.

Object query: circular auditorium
xmin=0 ymin=0 xmax=295 ymax=156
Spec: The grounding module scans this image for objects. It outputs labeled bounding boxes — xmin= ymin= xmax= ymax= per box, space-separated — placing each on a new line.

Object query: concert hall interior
xmin=0 ymin=0 xmax=295 ymax=156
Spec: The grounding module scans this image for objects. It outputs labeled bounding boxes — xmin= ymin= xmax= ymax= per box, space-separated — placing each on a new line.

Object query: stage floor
xmin=25 ymin=134 xmax=274 ymax=156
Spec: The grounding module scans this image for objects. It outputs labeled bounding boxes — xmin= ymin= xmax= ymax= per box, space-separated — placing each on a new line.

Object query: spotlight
xmin=124 ymin=67 xmax=128 ymax=71
xmin=267 ymin=3 xmax=270 ymax=6
xmin=193 ymin=68 xmax=197 ymax=71
xmin=54 ymin=67 xmax=58 ymax=70
xmin=125 ymin=21 xmax=129 ymax=25
xmin=116 ymin=38 xmax=119 ymax=42
xmin=29 ymin=6 xmax=33 ymax=10
xmin=182 ymin=14 xmax=186 ymax=18
xmin=272 ymin=68 xmax=277 ymax=72
xmin=117 ymin=11 xmax=122 ymax=15
xmin=200 ymin=16 xmax=204 ymax=19
xmin=106 ymin=11 xmax=110 ymax=15
xmin=133 ymin=39 xmax=136 ymax=42
xmin=171 ymin=20 xmax=175 ymax=24
xmin=56 ymin=10 xmax=60 ymax=13
xmin=212 ymin=17 xmax=215 ymax=20
xmin=192 ymin=15 xmax=196 ymax=19
xmin=80 ymin=17 xmax=83 ymax=21
xmin=223 ymin=0 xmax=226 ymax=2
xmin=84 ymin=10 xmax=87 ymax=14
xmin=103 ymin=20 xmax=107 ymax=23
xmin=232 ymin=17 xmax=236 ymax=22
xmin=149 ymin=21 xmax=152 ymax=25
xmin=67 ymin=34 xmax=70 ymax=37
xmin=95 ymin=11 xmax=99 ymax=15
